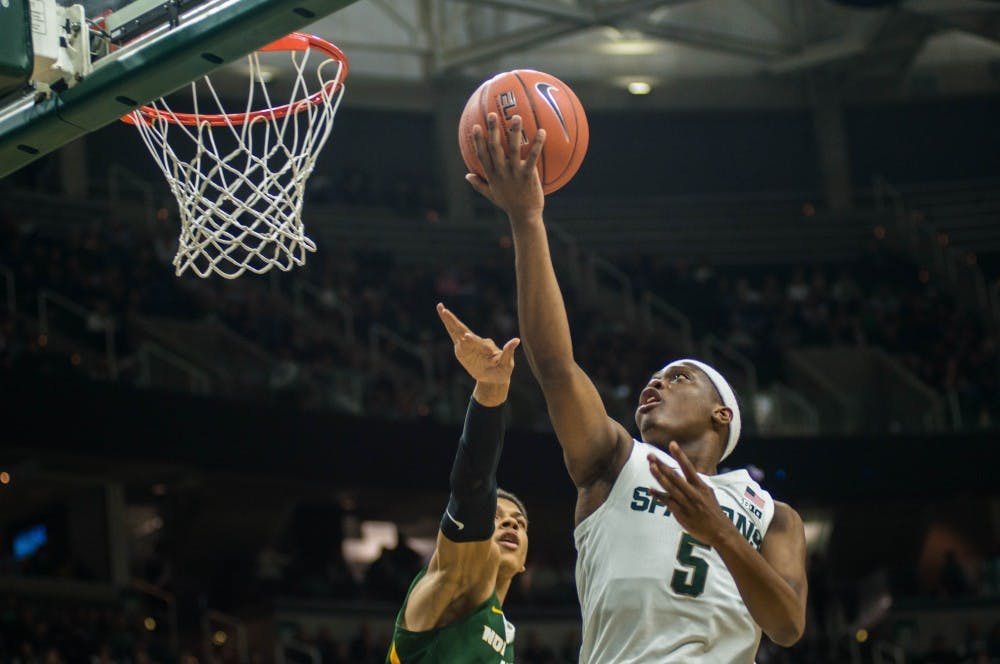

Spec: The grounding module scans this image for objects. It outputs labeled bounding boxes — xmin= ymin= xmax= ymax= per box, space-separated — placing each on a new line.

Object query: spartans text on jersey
xmin=629 ymin=486 xmax=764 ymax=550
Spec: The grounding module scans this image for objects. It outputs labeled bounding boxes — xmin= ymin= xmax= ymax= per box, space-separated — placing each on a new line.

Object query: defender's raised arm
xmin=395 ymin=304 xmax=523 ymax=637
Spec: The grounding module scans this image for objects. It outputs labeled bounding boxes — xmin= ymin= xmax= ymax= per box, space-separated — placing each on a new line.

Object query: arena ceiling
xmin=300 ymin=0 xmax=1000 ymax=109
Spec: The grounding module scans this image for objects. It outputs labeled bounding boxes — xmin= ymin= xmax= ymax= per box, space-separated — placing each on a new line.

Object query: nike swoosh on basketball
xmin=446 ymin=510 xmax=465 ymax=530
xmin=534 ymin=82 xmax=570 ymax=140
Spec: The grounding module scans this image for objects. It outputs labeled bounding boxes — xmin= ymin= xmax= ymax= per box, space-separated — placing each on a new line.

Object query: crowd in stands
xmin=271 ymin=623 xmax=584 ymax=664
xmin=0 ymin=598 xmax=176 ymax=664
xmin=4 ymin=541 xmax=999 ymax=664
xmin=2 ymin=200 xmax=998 ymax=661
xmin=614 ymin=246 xmax=999 ymax=428
xmin=0 ymin=595 xmax=586 ymax=664
xmin=305 ymin=168 xmax=444 ymax=221
xmin=1 ymin=203 xmax=996 ymax=432
xmin=9 ymin=480 xmax=997 ymax=664
xmin=0 ymin=209 xmax=685 ymax=429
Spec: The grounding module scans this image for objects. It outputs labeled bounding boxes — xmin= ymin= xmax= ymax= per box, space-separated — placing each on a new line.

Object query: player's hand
xmin=437 ymin=302 xmax=519 ymax=387
xmin=648 ymin=442 xmax=733 ymax=547
xmin=465 ymin=113 xmax=546 ymax=223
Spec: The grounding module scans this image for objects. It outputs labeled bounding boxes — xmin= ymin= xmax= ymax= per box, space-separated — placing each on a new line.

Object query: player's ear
xmin=713 ymin=405 xmax=733 ymax=426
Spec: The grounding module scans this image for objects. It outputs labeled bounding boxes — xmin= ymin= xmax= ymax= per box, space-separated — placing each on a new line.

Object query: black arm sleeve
xmin=440 ymin=396 xmax=506 ymax=542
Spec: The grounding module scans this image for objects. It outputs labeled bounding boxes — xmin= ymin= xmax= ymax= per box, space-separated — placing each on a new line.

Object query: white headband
xmin=662 ymin=359 xmax=742 ymax=462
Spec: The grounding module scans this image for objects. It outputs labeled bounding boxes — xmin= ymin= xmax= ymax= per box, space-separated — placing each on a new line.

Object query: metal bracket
xmin=105 ymin=0 xmax=189 ymax=42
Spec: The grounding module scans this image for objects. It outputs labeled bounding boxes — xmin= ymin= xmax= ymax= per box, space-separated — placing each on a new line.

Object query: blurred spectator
xmin=940 ymin=551 xmax=970 ymax=598
xmin=521 ymin=631 xmax=555 ymax=663
xmin=363 ymin=538 xmax=422 ymax=603
xmin=921 ymin=633 xmax=959 ymax=664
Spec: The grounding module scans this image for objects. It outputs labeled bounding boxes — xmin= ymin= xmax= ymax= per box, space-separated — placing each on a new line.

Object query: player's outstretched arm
xmin=466 ymin=113 xmax=632 ymax=490
xmin=649 ymin=444 xmax=808 ymax=647
xmin=401 ymin=304 xmax=519 ymax=632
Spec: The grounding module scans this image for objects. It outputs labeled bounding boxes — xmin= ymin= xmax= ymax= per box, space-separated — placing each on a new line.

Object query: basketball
xmin=458 ymin=69 xmax=589 ymax=195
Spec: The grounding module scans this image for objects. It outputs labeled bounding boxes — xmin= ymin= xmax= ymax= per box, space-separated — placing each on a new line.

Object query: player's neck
xmin=494 ymin=572 xmax=515 ymax=605
xmin=650 ymin=438 xmax=719 ymax=475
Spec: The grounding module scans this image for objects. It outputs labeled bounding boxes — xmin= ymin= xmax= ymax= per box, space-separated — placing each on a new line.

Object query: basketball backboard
xmin=0 ymin=0 xmax=358 ymax=178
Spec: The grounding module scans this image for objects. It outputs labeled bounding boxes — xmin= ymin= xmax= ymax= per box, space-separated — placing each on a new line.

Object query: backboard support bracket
xmin=105 ymin=0 xmax=188 ymax=43
xmin=0 ymin=0 xmax=358 ymax=179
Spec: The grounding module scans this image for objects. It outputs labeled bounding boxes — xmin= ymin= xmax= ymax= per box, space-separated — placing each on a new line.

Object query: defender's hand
xmin=437 ymin=303 xmax=519 ymax=387
xmin=465 ymin=113 xmax=546 ymax=223
xmin=648 ymin=442 xmax=733 ymax=547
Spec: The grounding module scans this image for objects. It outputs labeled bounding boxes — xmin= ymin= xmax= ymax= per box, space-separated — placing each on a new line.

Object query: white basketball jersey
xmin=574 ymin=440 xmax=776 ymax=664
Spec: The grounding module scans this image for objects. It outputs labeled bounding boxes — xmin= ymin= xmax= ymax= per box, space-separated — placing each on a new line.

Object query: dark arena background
xmin=1 ymin=0 xmax=999 ymax=662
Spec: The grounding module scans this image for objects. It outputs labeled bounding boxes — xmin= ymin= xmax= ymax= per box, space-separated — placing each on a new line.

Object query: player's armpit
xmin=535 ymin=362 xmax=633 ymax=489
xmin=402 ymin=532 xmax=498 ymax=632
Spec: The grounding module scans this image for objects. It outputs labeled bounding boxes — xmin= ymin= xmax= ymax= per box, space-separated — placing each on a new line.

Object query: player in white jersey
xmin=464 ymin=112 xmax=808 ymax=663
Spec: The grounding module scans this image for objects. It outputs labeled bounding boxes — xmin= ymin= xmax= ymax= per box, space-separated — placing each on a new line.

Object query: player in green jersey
xmin=387 ymin=303 xmax=529 ymax=664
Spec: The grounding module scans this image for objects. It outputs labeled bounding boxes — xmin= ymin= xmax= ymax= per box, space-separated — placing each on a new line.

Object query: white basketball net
xmin=128 ymin=43 xmax=345 ymax=279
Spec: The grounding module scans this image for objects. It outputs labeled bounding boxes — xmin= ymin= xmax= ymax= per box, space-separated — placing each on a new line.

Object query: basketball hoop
xmin=123 ymin=33 xmax=348 ymax=279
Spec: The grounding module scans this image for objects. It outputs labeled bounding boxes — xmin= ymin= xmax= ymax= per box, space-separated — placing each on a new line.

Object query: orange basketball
xmin=458 ymin=69 xmax=588 ymax=195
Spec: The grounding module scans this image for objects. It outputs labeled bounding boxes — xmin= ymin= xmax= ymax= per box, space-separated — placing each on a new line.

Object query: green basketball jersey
xmin=386 ymin=568 xmax=515 ymax=664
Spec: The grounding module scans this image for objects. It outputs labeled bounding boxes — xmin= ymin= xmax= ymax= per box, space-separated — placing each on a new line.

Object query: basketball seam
xmin=512 ymin=71 xmax=546 ymax=186
xmin=566 ymin=88 xmax=584 ymax=186
xmin=478 ymin=78 xmax=491 ymax=170
xmin=546 ymin=84 xmax=580 ymax=187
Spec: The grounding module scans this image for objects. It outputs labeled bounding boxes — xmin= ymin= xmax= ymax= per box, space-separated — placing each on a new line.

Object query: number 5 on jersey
xmin=671 ymin=533 xmax=711 ymax=597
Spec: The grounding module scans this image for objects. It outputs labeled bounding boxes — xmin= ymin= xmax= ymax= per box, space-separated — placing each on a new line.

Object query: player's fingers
xmin=436 ymin=303 xmax=470 ymax=341
xmin=523 ymin=128 xmax=546 ymax=172
xmin=460 ymin=331 xmax=486 ymax=349
xmin=650 ymin=489 xmax=687 ymax=520
xmin=471 ymin=124 xmax=495 ymax=173
xmin=486 ymin=113 xmax=506 ymax=168
xmin=507 ymin=115 xmax=524 ymax=169
xmin=648 ymin=457 xmax=678 ymax=492
xmin=436 ymin=302 xmax=461 ymax=340
xmin=648 ymin=455 xmax=696 ymax=502
xmin=465 ymin=173 xmax=493 ymax=201
xmin=668 ymin=441 xmax=704 ymax=487
xmin=499 ymin=337 xmax=521 ymax=365
xmin=478 ymin=337 xmax=498 ymax=357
